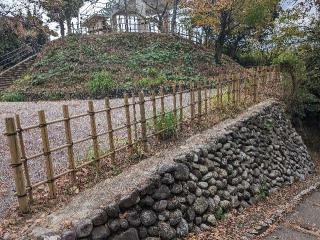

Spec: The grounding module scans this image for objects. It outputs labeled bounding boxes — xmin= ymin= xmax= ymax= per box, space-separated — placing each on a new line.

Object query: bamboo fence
xmin=4 ymin=66 xmax=280 ymax=213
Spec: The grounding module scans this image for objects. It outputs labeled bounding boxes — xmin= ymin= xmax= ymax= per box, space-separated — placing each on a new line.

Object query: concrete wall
xmin=31 ymin=101 xmax=314 ymax=240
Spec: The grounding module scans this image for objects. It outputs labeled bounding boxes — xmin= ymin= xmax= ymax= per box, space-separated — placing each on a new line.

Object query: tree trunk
xmin=215 ymin=36 xmax=224 ymax=64
xmin=124 ymin=0 xmax=129 ymax=32
xmin=66 ymin=17 xmax=72 ymax=35
xmin=171 ymin=0 xmax=179 ymax=33
xmin=59 ymin=20 xmax=65 ymax=37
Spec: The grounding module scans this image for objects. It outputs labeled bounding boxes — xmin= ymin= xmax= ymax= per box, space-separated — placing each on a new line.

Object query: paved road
xmin=266 ymin=189 xmax=320 ymax=240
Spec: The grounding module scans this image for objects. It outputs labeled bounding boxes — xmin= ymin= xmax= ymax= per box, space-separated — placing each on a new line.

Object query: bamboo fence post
xmin=235 ymin=74 xmax=239 ymax=105
xmin=151 ymin=91 xmax=157 ymax=135
xmin=204 ymin=82 xmax=208 ymax=119
xmin=62 ymin=105 xmax=76 ymax=181
xmin=124 ymin=94 xmax=133 ymax=155
xmin=15 ymin=114 xmax=33 ymax=202
xmin=5 ymin=118 xmax=29 ymax=213
xmin=160 ymin=87 xmax=165 ymax=123
xmin=105 ymin=97 xmax=115 ymax=163
xmin=232 ymin=74 xmax=236 ymax=105
xmin=132 ymin=93 xmax=138 ymax=144
xmin=220 ymin=78 xmax=223 ymax=107
xmin=190 ymin=82 xmax=195 ymax=127
xmin=197 ymin=82 xmax=202 ymax=121
xmin=238 ymin=73 xmax=242 ymax=104
xmin=216 ymin=77 xmax=220 ymax=109
xmin=244 ymin=71 xmax=248 ymax=104
xmin=172 ymin=84 xmax=177 ymax=128
xmin=138 ymin=91 xmax=148 ymax=153
xmin=88 ymin=101 xmax=100 ymax=170
xmin=253 ymin=68 xmax=258 ymax=103
xmin=38 ymin=110 xmax=56 ymax=198
xmin=227 ymin=74 xmax=231 ymax=104
xmin=179 ymin=82 xmax=183 ymax=126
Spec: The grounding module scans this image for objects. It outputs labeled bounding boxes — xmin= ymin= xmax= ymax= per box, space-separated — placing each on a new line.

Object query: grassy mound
xmin=3 ymin=33 xmax=242 ymax=101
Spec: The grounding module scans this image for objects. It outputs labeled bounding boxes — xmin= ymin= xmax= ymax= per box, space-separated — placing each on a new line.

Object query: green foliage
xmin=1 ymin=91 xmax=25 ymax=102
xmin=88 ymin=71 xmax=116 ymax=95
xmin=11 ymin=33 xmax=235 ymax=100
xmin=257 ymin=184 xmax=269 ymax=199
xmin=264 ymin=119 xmax=274 ymax=131
xmin=137 ymin=75 xmax=165 ymax=88
xmin=215 ymin=207 xmax=226 ymax=220
xmin=156 ymin=111 xmax=177 ymax=140
xmin=237 ymin=51 xmax=270 ymax=67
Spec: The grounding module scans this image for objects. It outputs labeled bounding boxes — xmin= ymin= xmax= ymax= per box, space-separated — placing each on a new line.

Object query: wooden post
xmin=5 ymin=118 xmax=29 ymax=213
xmin=190 ymin=82 xmax=195 ymax=127
xmin=62 ymin=105 xmax=76 ymax=181
xmin=179 ymin=82 xmax=183 ymax=126
xmin=232 ymin=74 xmax=236 ymax=105
xmin=105 ymin=97 xmax=115 ymax=163
xmin=237 ymin=73 xmax=241 ymax=104
xmin=172 ymin=84 xmax=177 ymax=128
xmin=88 ymin=101 xmax=100 ymax=170
xmin=197 ymin=83 xmax=202 ymax=121
xmin=151 ymin=91 xmax=157 ymax=136
xmin=160 ymin=87 xmax=165 ymax=123
xmin=219 ymin=78 xmax=223 ymax=107
xmin=139 ymin=91 xmax=148 ymax=153
xmin=227 ymin=75 xmax=231 ymax=104
xmin=253 ymin=68 xmax=258 ymax=103
xmin=132 ymin=93 xmax=138 ymax=144
xmin=216 ymin=77 xmax=220 ymax=109
xmin=38 ymin=110 xmax=56 ymax=198
xmin=124 ymin=94 xmax=133 ymax=154
xmin=15 ymin=115 xmax=33 ymax=202
xmin=204 ymin=83 xmax=208 ymax=119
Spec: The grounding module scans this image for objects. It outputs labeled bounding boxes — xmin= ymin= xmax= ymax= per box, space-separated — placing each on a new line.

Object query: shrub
xmin=155 ymin=111 xmax=177 ymax=140
xmin=1 ymin=91 xmax=25 ymax=102
xmin=88 ymin=71 xmax=115 ymax=95
xmin=137 ymin=75 xmax=165 ymax=88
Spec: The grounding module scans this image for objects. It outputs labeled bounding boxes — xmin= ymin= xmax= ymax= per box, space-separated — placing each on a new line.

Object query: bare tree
xmin=140 ymin=0 xmax=171 ymax=32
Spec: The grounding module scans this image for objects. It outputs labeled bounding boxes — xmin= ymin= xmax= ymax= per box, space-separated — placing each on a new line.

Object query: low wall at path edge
xmin=30 ymin=100 xmax=315 ymax=240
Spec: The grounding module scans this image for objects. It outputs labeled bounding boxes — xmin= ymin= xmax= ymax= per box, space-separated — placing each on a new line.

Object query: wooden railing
xmin=4 ymin=66 xmax=280 ymax=213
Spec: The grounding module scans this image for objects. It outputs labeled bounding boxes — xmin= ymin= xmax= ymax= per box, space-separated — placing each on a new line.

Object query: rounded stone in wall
xmin=141 ymin=210 xmax=157 ymax=227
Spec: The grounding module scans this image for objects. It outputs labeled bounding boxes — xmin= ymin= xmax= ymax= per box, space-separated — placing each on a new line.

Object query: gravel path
xmin=0 ymin=93 xmax=195 ymax=217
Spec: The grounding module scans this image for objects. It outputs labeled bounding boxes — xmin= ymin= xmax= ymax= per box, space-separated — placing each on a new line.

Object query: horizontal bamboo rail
xmin=4 ymin=66 xmax=279 ymax=212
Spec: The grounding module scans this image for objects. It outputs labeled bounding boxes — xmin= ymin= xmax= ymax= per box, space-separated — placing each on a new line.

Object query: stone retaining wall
xmin=32 ymin=101 xmax=314 ymax=240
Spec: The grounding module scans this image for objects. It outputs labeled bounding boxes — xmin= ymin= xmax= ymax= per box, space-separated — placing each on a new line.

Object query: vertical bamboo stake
xmin=204 ymin=83 xmax=208 ymax=119
xmin=179 ymin=82 xmax=183 ymax=126
xmin=151 ymin=91 xmax=157 ymax=135
xmin=124 ymin=94 xmax=133 ymax=154
xmin=190 ymin=82 xmax=195 ymax=127
xmin=132 ymin=93 xmax=138 ymax=144
xmin=244 ymin=71 xmax=248 ymax=104
xmin=232 ymin=74 xmax=236 ymax=105
xmin=105 ymin=97 xmax=115 ymax=163
xmin=5 ymin=118 xmax=29 ymax=213
xmin=172 ymin=84 xmax=177 ymax=128
xmin=219 ymin=78 xmax=223 ymax=107
xmin=139 ymin=91 xmax=148 ymax=153
xmin=216 ymin=76 xmax=220 ymax=109
xmin=160 ymin=87 xmax=165 ymax=123
xmin=227 ymin=75 xmax=231 ymax=104
xmin=253 ymin=69 xmax=258 ymax=103
xmin=62 ymin=105 xmax=76 ymax=181
xmin=88 ymin=101 xmax=100 ymax=171
xmin=238 ymin=73 xmax=241 ymax=104
xmin=38 ymin=110 xmax=56 ymax=198
xmin=15 ymin=115 xmax=33 ymax=202
xmin=197 ymin=82 xmax=202 ymax=120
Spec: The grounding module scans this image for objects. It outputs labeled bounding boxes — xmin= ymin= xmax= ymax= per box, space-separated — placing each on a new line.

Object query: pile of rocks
xmin=56 ymin=104 xmax=315 ymax=240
